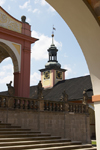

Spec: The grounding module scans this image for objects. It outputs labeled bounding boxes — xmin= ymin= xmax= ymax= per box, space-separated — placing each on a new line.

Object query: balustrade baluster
xmin=57 ymin=103 xmax=60 ymax=111
xmin=24 ymin=100 xmax=27 ymax=109
xmin=22 ymin=100 xmax=25 ymax=109
xmin=48 ymin=102 xmax=50 ymax=111
xmin=69 ymin=104 xmax=71 ymax=112
xmin=27 ymin=100 xmax=30 ymax=109
xmin=3 ymin=97 xmax=6 ymax=107
xmin=44 ymin=102 xmax=46 ymax=110
xmin=46 ymin=102 xmax=49 ymax=111
xmin=83 ymin=105 xmax=85 ymax=113
xmin=76 ymin=104 xmax=78 ymax=113
xmin=53 ymin=103 xmax=55 ymax=111
xmin=73 ymin=104 xmax=75 ymax=112
xmin=34 ymin=100 xmax=38 ymax=110
xmin=31 ymin=100 xmax=33 ymax=109
xmin=49 ymin=102 xmax=51 ymax=111
xmin=70 ymin=104 xmax=73 ymax=112
xmin=86 ymin=105 xmax=89 ymax=114
xmin=14 ymin=99 xmax=16 ymax=108
xmin=55 ymin=103 xmax=57 ymax=111
xmin=60 ymin=103 xmax=62 ymax=111
xmin=79 ymin=105 xmax=82 ymax=113
xmin=33 ymin=100 xmax=35 ymax=110
xmin=20 ymin=99 xmax=23 ymax=109
xmin=52 ymin=103 xmax=54 ymax=111
xmin=0 ymin=98 xmax=1 ymax=107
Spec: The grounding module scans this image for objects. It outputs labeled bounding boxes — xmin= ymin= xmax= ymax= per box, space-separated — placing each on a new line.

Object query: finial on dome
xmin=51 ymin=32 xmax=54 ymax=45
xmin=52 ymin=25 xmax=56 ymax=45
xmin=21 ymin=15 xmax=26 ymax=23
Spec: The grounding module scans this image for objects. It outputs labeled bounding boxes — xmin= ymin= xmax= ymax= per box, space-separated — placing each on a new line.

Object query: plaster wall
xmin=41 ymin=70 xmax=52 ymax=88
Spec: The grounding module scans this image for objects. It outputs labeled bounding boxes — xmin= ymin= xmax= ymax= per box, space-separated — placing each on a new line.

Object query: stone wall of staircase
xmin=0 ymin=109 xmax=90 ymax=144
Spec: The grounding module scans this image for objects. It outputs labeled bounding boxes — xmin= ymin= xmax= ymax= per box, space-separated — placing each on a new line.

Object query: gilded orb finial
xmin=52 ymin=33 xmax=54 ymax=37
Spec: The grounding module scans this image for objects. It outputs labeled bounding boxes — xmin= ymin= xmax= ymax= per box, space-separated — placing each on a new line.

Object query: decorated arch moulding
xmin=0 ymin=39 xmax=21 ymax=72
xmin=0 ymin=7 xmax=22 ymax=33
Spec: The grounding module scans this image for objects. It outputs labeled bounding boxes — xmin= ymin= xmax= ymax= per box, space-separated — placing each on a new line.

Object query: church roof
xmin=0 ymin=75 xmax=93 ymax=101
xmin=30 ymin=75 xmax=93 ymax=101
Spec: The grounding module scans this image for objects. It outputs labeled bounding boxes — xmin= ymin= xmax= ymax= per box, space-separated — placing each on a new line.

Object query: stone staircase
xmin=0 ymin=121 xmax=96 ymax=150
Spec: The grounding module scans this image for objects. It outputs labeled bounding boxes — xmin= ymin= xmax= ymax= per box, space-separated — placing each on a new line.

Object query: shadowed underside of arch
xmin=0 ymin=42 xmax=19 ymax=72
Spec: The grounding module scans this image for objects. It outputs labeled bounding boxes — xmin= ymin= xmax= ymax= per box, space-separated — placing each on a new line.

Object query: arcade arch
xmin=46 ymin=0 xmax=100 ymax=149
xmin=0 ymin=41 xmax=19 ymax=73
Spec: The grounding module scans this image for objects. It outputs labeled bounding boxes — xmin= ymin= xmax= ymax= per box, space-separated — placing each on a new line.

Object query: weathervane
xmin=52 ymin=25 xmax=56 ymax=44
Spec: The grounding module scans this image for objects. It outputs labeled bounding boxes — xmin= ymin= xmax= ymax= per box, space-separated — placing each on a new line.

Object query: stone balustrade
xmin=0 ymin=95 xmax=38 ymax=110
xmin=0 ymin=95 xmax=88 ymax=114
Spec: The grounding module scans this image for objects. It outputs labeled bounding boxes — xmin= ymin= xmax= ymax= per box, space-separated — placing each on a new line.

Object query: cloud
xmin=33 ymin=8 xmax=40 ymax=14
xmin=0 ymin=75 xmax=13 ymax=84
xmin=30 ymin=72 xmax=40 ymax=86
xmin=63 ymin=65 xmax=72 ymax=78
xmin=19 ymin=0 xmax=31 ymax=10
xmin=19 ymin=0 xmax=40 ymax=14
xmin=47 ymin=6 xmax=56 ymax=13
xmin=64 ymin=54 xmax=68 ymax=58
xmin=34 ymin=0 xmax=55 ymax=13
xmin=26 ymin=17 xmax=31 ymax=23
xmin=84 ymin=73 xmax=89 ymax=76
xmin=2 ymin=64 xmax=13 ymax=72
xmin=0 ymin=64 xmax=13 ymax=79
xmin=0 ymin=0 xmax=6 ymax=6
xmin=8 ymin=5 xmax=11 ymax=10
xmin=31 ymin=30 xmax=62 ymax=60
xmin=34 ymin=0 xmax=47 ymax=6
xmin=0 ymin=64 xmax=13 ymax=91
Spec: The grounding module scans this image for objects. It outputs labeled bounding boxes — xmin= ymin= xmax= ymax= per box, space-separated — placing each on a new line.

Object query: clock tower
xmin=39 ymin=33 xmax=66 ymax=89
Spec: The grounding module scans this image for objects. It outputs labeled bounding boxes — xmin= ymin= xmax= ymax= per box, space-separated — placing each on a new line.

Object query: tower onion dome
xmin=45 ymin=33 xmax=61 ymax=69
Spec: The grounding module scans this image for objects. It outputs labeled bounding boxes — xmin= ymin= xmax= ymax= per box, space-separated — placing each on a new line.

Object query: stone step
xmin=0 ymin=142 xmax=86 ymax=150
xmin=0 ymin=121 xmax=96 ymax=150
xmin=0 ymin=125 xmax=21 ymax=128
xmin=7 ymin=126 xmax=21 ymax=128
xmin=0 ymin=131 xmax=41 ymax=134
xmin=0 ymin=123 xmax=11 ymax=128
xmin=0 ymin=136 xmax=61 ymax=142
xmin=0 ymin=139 xmax=73 ymax=147
xmin=23 ymin=144 xmax=94 ymax=150
xmin=0 ymin=123 xmax=11 ymax=125
xmin=74 ymin=147 xmax=97 ymax=150
xmin=0 ymin=133 xmax=51 ymax=138
xmin=0 ymin=128 xmax=31 ymax=131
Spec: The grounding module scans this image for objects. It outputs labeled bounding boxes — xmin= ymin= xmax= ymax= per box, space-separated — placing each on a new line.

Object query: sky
xmin=0 ymin=0 xmax=89 ymax=92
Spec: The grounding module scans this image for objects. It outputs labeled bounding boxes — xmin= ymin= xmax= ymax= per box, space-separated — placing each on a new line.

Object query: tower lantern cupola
xmin=48 ymin=33 xmax=58 ymax=62
xmin=39 ymin=32 xmax=66 ymax=89
xmin=45 ymin=33 xmax=61 ymax=69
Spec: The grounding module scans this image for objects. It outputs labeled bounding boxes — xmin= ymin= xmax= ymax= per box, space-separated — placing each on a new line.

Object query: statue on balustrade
xmin=60 ymin=90 xmax=69 ymax=112
xmin=6 ymin=81 xmax=15 ymax=96
xmin=83 ymin=89 xmax=89 ymax=113
xmin=60 ymin=90 xmax=68 ymax=102
xmin=83 ymin=89 xmax=88 ymax=105
xmin=37 ymin=81 xmax=43 ymax=99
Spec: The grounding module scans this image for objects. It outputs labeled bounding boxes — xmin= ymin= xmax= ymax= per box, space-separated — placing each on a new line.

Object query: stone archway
xmin=46 ymin=0 xmax=100 ymax=149
xmin=0 ymin=6 xmax=38 ymax=98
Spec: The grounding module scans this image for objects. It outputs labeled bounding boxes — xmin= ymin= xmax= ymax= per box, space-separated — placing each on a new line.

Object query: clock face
xmin=56 ymin=71 xmax=62 ymax=79
xmin=44 ymin=71 xmax=50 ymax=80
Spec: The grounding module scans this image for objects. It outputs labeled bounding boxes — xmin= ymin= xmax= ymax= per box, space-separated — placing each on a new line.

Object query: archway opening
xmin=0 ymin=42 xmax=19 ymax=92
xmin=0 ymin=57 xmax=13 ymax=92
